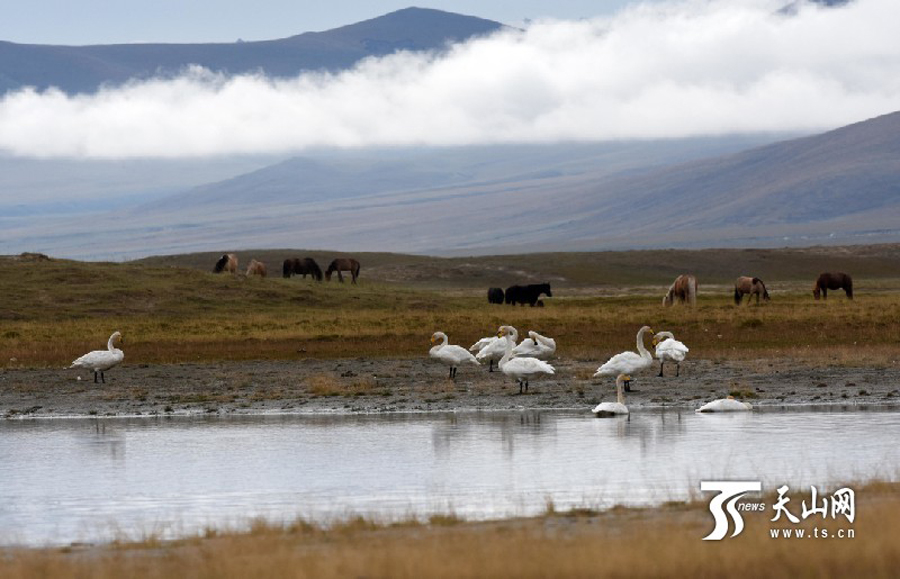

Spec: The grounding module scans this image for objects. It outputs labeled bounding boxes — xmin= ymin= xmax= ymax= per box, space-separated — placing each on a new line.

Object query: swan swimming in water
xmin=696 ymin=396 xmax=752 ymax=413
xmin=592 ymin=374 xmax=631 ymax=417
xmin=430 ymin=331 xmax=479 ymax=379
xmin=497 ymin=326 xmax=555 ymax=394
xmin=652 ymin=331 xmax=689 ymax=377
xmin=70 ymin=331 xmax=124 ymax=383
xmin=594 ymin=325 xmax=654 ymax=390
xmin=511 ymin=330 xmax=556 ymax=360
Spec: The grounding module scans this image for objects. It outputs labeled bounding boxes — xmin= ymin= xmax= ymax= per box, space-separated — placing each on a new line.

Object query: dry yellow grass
xmin=3 ymin=483 xmax=898 ymax=578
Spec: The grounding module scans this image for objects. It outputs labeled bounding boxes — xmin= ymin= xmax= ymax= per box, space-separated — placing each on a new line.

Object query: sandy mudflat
xmin=2 ymin=356 xmax=899 ymax=418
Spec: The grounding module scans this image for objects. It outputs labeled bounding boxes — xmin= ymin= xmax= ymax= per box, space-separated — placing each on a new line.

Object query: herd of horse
xmin=213 ymin=254 xmax=361 ymax=284
xmin=215 ymin=253 xmax=853 ymax=302
xmin=488 ymin=283 xmax=552 ymax=307
xmin=487 ymin=272 xmax=854 ymax=306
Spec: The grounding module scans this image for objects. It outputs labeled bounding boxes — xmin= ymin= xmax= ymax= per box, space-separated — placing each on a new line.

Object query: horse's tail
xmin=310 ymin=259 xmax=323 ymax=281
xmin=734 ymin=286 xmax=742 ymax=306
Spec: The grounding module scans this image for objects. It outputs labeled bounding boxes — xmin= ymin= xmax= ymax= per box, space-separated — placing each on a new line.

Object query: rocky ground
xmin=2 ymin=356 xmax=899 ymax=418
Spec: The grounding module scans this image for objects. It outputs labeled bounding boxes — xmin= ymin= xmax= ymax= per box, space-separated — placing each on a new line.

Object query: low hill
xmin=135 ymin=243 xmax=900 ymax=289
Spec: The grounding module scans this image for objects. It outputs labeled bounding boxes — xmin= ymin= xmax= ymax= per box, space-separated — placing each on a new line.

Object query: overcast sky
xmin=2 ymin=1 xmax=653 ymax=45
xmin=1 ymin=0 xmax=897 ymax=159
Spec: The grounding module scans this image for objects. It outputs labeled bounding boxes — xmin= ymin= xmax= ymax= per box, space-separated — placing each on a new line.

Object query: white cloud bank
xmin=1 ymin=0 xmax=898 ymax=159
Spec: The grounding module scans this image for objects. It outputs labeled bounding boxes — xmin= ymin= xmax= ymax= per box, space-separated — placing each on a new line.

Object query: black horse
xmin=282 ymin=257 xmax=323 ymax=281
xmin=487 ymin=287 xmax=504 ymax=304
xmin=505 ymin=283 xmax=552 ymax=306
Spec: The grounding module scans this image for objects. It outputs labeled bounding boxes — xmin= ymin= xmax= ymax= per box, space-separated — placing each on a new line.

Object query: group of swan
xmin=589 ymin=326 xmax=747 ymax=417
xmin=432 ymin=326 xmax=556 ymax=393
xmin=69 ymin=331 xmax=124 ymax=383
xmin=469 ymin=328 xmax=556 ymax=372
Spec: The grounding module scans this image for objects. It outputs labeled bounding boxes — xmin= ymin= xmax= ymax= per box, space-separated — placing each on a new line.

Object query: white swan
xmin=696 ymin=396 xmax=752 ymax=413
xmin=497 ymin=326 xmax=555 ymax=394
xmin=475 ymin=327 xmax=516 ymax=372
xmin=593 ymin=325 xmax=654 ymax=390
xmin=469 ymin=337 xmax=495 ymax=354
xmin=70 ymin=331 xmax=124 ymax=383
xmin=511 ymin=330 xmax=556 ymax=360
xmin=592 ymin=374 xmax=631 ymax=417
xmin=430 ymin=331 xmax=479 ymax=379
xmin=652 ymin=331 xmax=689 ymax=377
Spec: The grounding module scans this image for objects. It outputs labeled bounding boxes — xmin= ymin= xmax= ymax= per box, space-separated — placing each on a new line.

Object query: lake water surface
xmin=1 ymin=408 xmax=897 ymax=546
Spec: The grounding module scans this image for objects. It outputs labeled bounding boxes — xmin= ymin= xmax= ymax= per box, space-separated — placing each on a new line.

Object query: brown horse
xmin=663 ymin=274 xmax=697 ymax=306
xmin=734 ymin=276 xmax=770 ymax=305
xmin=325 ymin=258 xmax=361 ymax=284
xmin=213 ymin=253 xmax=238 ymax=274
xmin=814 ymin=272 xmax=853 ymax=300
xmin=282 ymin=257 xmax=323 ymax=281
xmin=246 ymin=259 xmax=267 ymax=277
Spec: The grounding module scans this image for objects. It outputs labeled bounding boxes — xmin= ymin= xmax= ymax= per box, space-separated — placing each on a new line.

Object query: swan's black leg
xmin=489 ymin=360 xmax=494 ymax=372
xmin=518 ymin=380 xmax=524 ymax=394
xmin=676 ymin=363 xmax=680 ymax=377
xmin=624 ymin=379 xmax=631 ymax=392
xmin=101 ymin=371 xmax=106 ymax=384
xmin=93 ymin=371 xmax=99 ymax=383
xmin=658 ymin=361 xmax=664 ymax=377
xmin=525 ymin=380 xmax=529 ymax=392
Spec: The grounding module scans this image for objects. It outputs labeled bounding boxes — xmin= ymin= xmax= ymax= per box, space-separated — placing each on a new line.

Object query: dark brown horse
xmin=325 ymin=258 xmax=361 ymax=284
xmin=663 ymin=274 xmax=697 ymax=307
xmin=282 ymin=257 xmax=323 ymax=281
xmin=734 ymin=276 xmax=770 ymax=305
xmin=213 ymin=253 xmax=238 ymax=274
xmin=814 ymin=272 xmax=853 ymax=300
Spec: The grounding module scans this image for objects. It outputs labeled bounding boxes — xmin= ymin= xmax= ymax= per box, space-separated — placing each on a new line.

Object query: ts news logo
xmin=700 ymin=481 xmax=763 ymax=541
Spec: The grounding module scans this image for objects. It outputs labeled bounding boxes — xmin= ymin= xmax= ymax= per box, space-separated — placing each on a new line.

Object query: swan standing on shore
xmin=652 ymin=331 xmax=689 ymax=377
xmin=475 ymin=327 xmax=517 ymax=372
xmin=70 ymin=331 xmax=124 ymax=383
xmin=430 ymin=331 xmax=479 ymax=379
xmin=497 ymin=326 xmax=555 ymax=394
xmin=593 ymin=325 xmax=654 ymax=390
xmin=511 ymin=330 xmax=556 ymax=360
xmin=697 ymin=396 xmax=752 ymax=412
xmin=592 ymin=374 xmax=631 ymax=417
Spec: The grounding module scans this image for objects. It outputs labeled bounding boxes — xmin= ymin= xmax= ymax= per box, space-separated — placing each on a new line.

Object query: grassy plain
xmin=2 ymin=247 xmax=900 ymax=368
xmin=2 ymin=481 xmax=898 ymax=578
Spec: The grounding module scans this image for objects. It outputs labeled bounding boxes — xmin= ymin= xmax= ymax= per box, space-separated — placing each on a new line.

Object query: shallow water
xmin=1 ymin=408 xmax=897 ymax=545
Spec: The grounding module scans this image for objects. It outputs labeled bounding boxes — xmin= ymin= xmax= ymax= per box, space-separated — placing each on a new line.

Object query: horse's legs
xmin=822 ymin=288 xmax=827 ymax=300
xmin=351 ymin=271 xmax=357 ymax=285
xmin=338 ymin=271 xmax=344 ymax=283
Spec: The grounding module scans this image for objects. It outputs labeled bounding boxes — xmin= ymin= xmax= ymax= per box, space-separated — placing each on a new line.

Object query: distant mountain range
xmin=2 ymin=110 xmax=897 ymax=260
xmin=0 ymin=7 xmax=504 ymax=95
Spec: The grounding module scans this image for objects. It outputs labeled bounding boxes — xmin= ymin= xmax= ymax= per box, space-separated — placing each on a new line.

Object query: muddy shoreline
xmin=3 ymin=356 xmax=899 ymax=419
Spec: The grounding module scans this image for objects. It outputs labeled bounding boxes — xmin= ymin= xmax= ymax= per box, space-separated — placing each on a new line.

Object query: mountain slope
xmin=0 ymin=8 xmax=504 ymax=95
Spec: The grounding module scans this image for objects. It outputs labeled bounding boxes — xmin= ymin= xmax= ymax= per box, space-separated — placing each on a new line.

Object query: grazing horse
xmin=246 ymin=259 xmax=267 ymax=277
xmin=734 ymin=276 xmax=770 ymax=305
xmin=325 ymin=257 xmax=361 ymax=284
xmin=663 ymin=274 xmax=697 ymax=307
xmin=282 ymin=257 xmax=323 ymax=281
xmin=487 ymin=287 xmax=505 ymax=304
xmin=506 ymin=283 xmax=552 ymax=306
xmin=814 ymin=272 xmax=853 ymax=300
xmin=213 ymin=253 xmax=238 ymax=274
